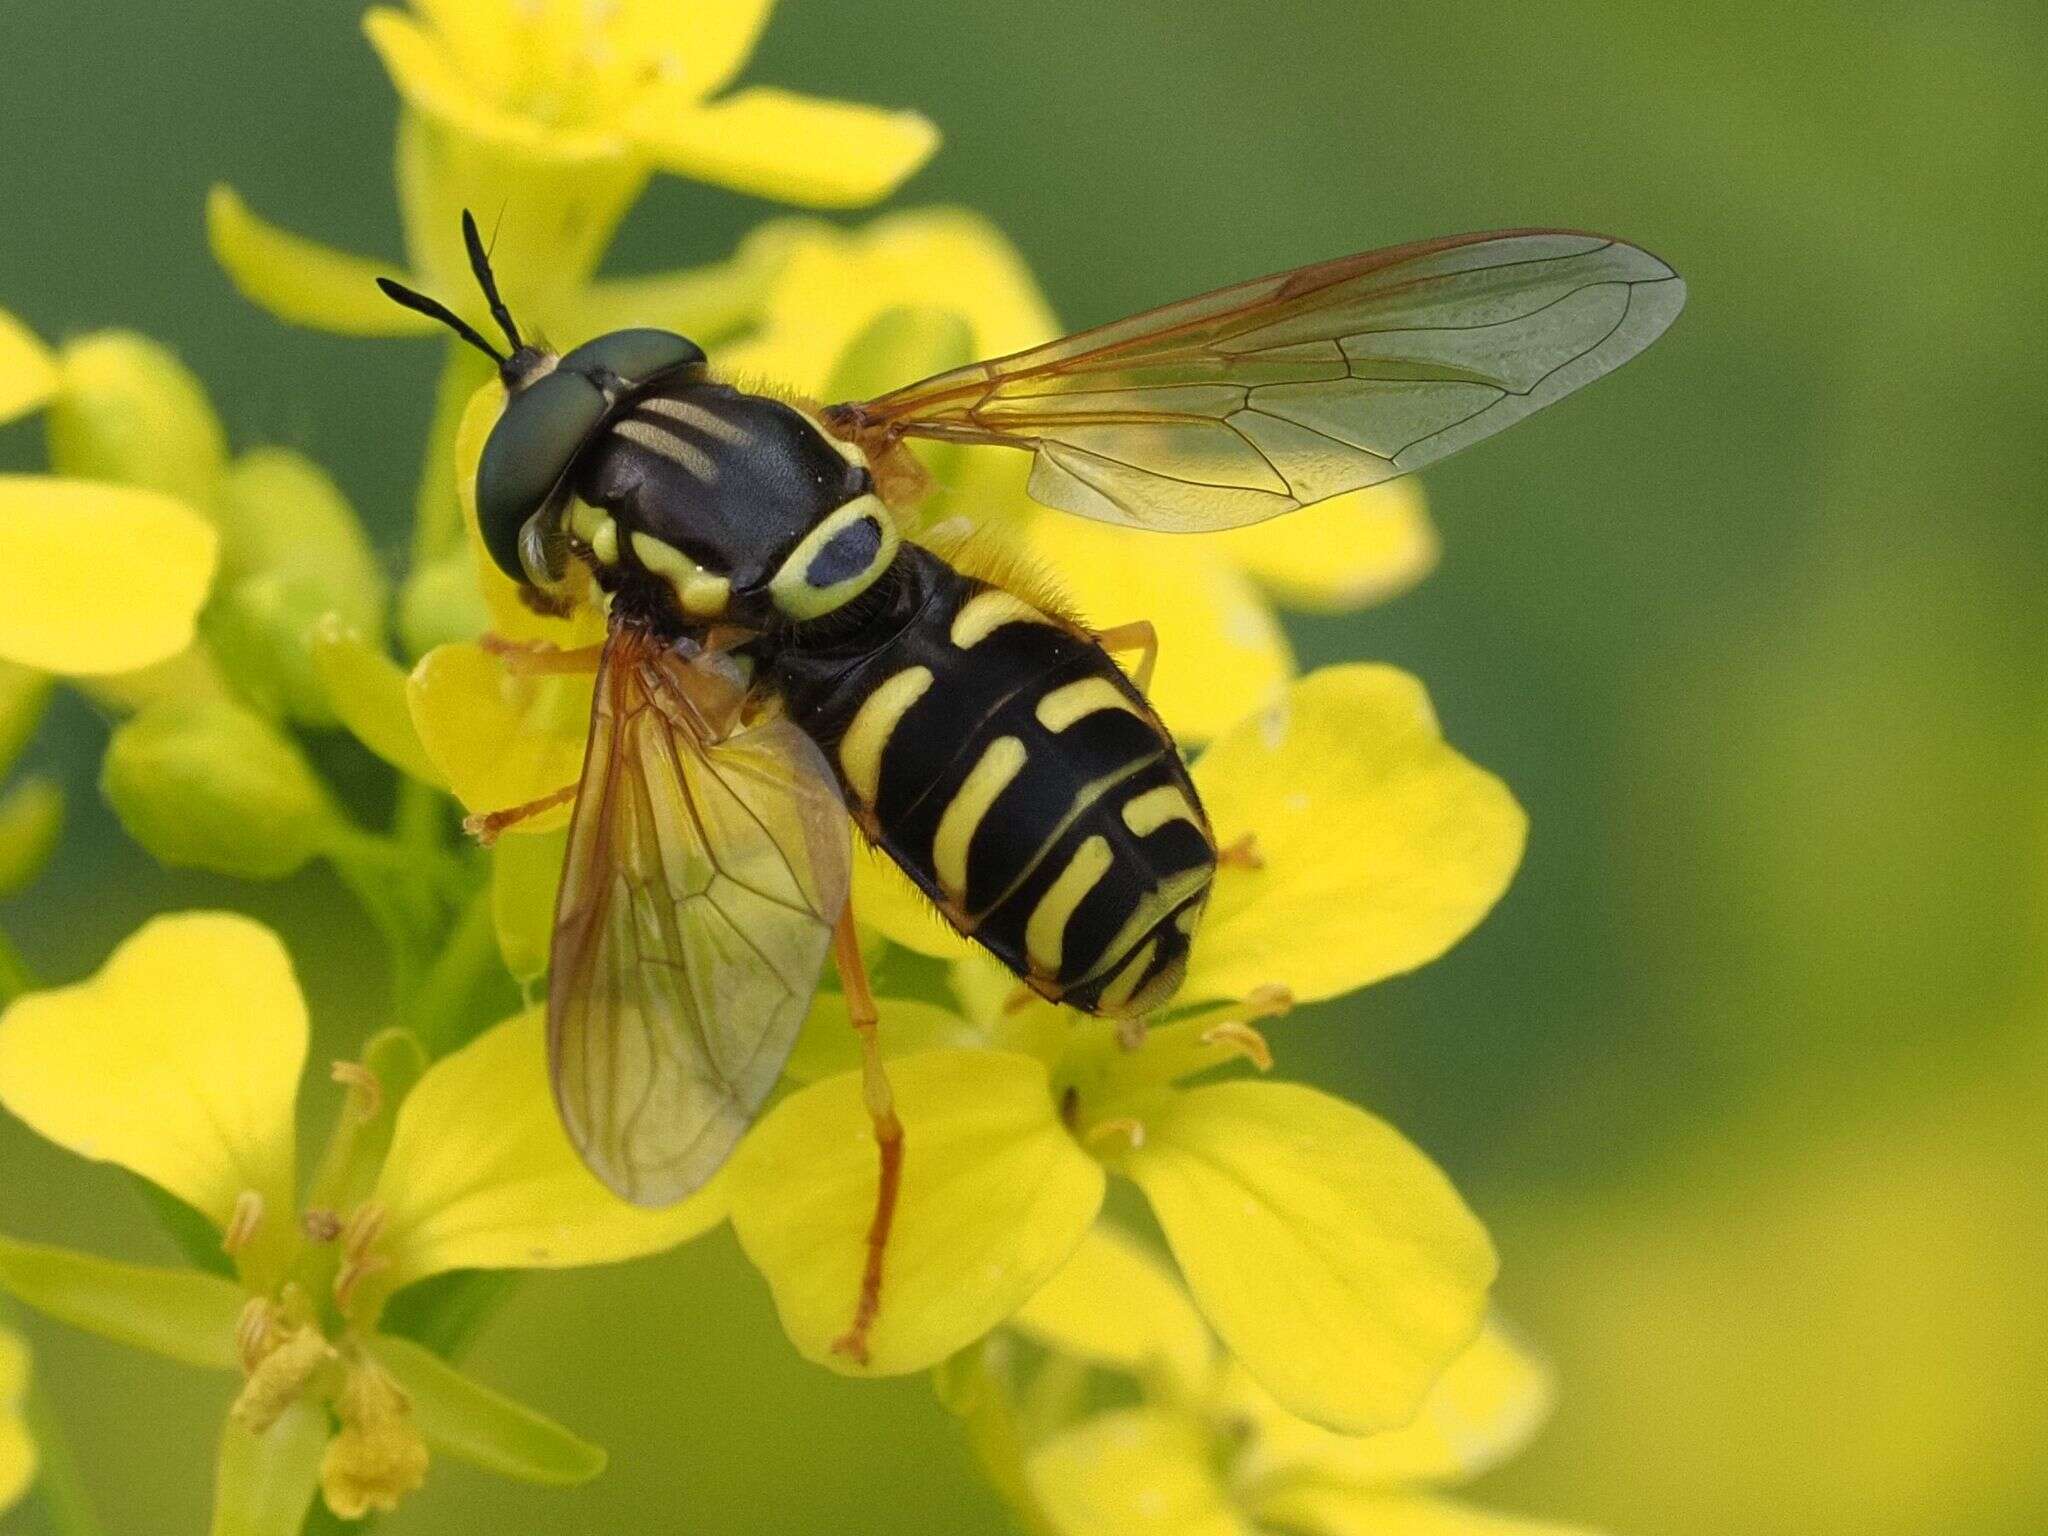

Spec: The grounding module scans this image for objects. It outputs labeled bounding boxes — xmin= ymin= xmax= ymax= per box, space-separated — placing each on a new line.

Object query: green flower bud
xmin=398 ymin=551 xmax=491 ymax=660
xmin=203 ymin=569 xmax=345 ymax=725
xmin=0 ymin=777 xmax=62 ymax=896
xmin=0 ymin=660 xmax=52 ymax=779
xmin=215 ymin=448 xmax=387 ymax=630
xmin=101 ymin=697 xmax=336 ymax=879
xmin=44 ymin=331 xmax=227 ymax=507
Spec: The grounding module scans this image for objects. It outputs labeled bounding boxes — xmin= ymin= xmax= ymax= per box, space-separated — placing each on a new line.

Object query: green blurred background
xmin=3 ymin=1 xmax=2043 ymax=1531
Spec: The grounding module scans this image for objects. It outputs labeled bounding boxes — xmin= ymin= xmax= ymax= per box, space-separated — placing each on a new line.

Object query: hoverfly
xmin=381 ymin=216 xmax=1683 ymax=1358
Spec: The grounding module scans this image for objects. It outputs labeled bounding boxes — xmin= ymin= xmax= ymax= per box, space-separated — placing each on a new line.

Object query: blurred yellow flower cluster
xmin=969 ymin=1225 xmax=1579 ymax=1536
xmin=0 ymin=2 xmax=1571 ymax=1532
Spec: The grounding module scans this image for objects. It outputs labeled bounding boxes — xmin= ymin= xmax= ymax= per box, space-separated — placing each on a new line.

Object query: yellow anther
xmin=333 ymin=1203 xmax=392 ymax=1313
xmin=301 ymin=1208 xmax=343 ymax=1243
xmin=1198 ymin=1021 xmax=1274 ymax=1072
xmin=322 ymin=1357 xmax=429 ymax=1519
xmin=235 ymin=1295 xmax=275 ymax=1374
xmin=331 ymin=1059 xmax=383 ymax=1120
xmin=1083 ymin=1116 xmax=1147 ymax=1153
xmin=1217 ymin=832 xmax=1265 ymax=870
xmin=221 ymin=1189 xmax=265 ymax=1257
xmin=1242 ymin=983 xmax=1294 ymax=1021
xmin=230 ymin=1324 xmax=337 ymax=1434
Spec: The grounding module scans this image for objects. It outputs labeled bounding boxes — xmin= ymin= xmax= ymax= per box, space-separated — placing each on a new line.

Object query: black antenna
xmin=463 ymin=209 xmax=524 ymax=354
xmin=375 ymin=276 xmax=507 ymax=367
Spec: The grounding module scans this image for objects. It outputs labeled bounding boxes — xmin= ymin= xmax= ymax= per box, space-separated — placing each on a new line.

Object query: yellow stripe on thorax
xmin=932 ymin=736 xmax=1028 ymax=899
xmin=839 ymin=665 xmax=933 ymax=803
xmin=630 ymin=531 xmax=730 ymax=618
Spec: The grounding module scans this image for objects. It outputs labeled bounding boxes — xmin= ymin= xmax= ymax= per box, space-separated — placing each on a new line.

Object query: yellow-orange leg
xmin=1094 ymin=619 xmax=1159 ymax=698
xmin=1217 ymin=832 xmax=1265 ymax=869
xmin=829 ymin=906 xmax=903 ymax=1366
xmin=479 ymin=635 xmax=606 ymax=676
xmin=464 ymin=784 xmax=578 ymax=845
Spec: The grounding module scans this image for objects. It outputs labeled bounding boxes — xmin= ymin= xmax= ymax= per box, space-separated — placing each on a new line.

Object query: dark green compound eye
xmin=557 ymin=328 xmax=705 ymax=390
xmin=474 ymin=329 xmax=706 ymax=579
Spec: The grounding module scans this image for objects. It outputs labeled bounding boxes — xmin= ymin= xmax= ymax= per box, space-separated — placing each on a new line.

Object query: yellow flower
xmin=0 ymin=309 xmax=219 ymax=679
xmin=0 ymin=913 xmax=723 ymax=1529
xmin=725 ymin=665 xmax=1524 ymax=1433
xmin=720 ymin=210 xmax=1439 ymax=742
xmin=209 ymin=0 xmax=937 ymax=350
xmin=992 ymin=1224 xmax=1588 ymax=1536
xmin=0 ymin=1327 xmax=32 ymax=1516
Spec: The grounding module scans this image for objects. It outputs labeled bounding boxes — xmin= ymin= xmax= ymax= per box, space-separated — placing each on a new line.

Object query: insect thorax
xmin=566 ymin=378 xmax=900 ymax=632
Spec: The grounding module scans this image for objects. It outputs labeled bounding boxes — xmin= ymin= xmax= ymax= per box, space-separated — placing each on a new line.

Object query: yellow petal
xmin=1209 ymin=481 xmax=1437 ymax=612
xmin=1018 ymin=506 xmax=1294 ymax=744
xmin=613 ymin=0 xmax=776 ymax=100
xmin=0 ymin=477 xmax=218 ymax=675
xmin=406 ymin=641 xmax=591 ymax=830
xmin=632 ymin=88 xmax=938 ymax=209
xmin=365 ymin=8 xmax=624 ymax=161
xmin=452 ymin=380 xmax=608 ymax=648
xmin=727 ymin=1049 xmax=1104 ymax=1375
xmin=311 ymin=618 xmax=446 ymax=786
xmin=1118 ymin=1081 xmax=1495 ymax=1435
xmin=1249 ymin=1490 xmax=1592 ymax=1536
xmin=1231 ymin=1321 xmax=1552 ymax=1490
xmin=0 ymin=1328 xmax=35 ymax=1514
xmin=850 ymin=840 xmax=977 ymax=962
xmin=783 ymin=990 xmax=985 ymax=1083
xmin=720 ymin=210 xmax=1058 ymax=397
xmin=1184 ymin=665 xmax=1524 ymax=1006
xmin=490 ymin=826 xmax=565 ymax=987
xmin=0 ymin=914 xmax=303 ymax=1232
xmin=371 ymin=1009 xmax=726 ymax=1293
xmin=207 ymin=187 xmax=434 ymax=337
xmin=0 ymin=308 xmax=55 ymax=425
xmin=1011 ymin=1224 xmax=1214 ymax=1395
xmin=1025 ymin=1407 xmax=1252 ymax=1536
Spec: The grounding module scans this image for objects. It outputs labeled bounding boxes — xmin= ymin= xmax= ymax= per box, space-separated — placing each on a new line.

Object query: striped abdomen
xmin=776 ymin=546 xmax=1214 ymax=1018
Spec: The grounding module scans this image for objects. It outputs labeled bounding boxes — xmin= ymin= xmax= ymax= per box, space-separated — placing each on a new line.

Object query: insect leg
xmin=1093 ymin=619 xmax=1159 ymax=697
xmin=463 ymin=784 xmax=579 ymax=845
xmin=479 ymin=635 xmax=606 ymax=676
xmin=829 ymin=906 xmax=903 ymax=1367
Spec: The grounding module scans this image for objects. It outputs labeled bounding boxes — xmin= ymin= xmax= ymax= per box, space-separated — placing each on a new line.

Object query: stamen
xmin=331 ymin=1060 xmax=383 ymax=1120
xmin=221 ymin=1189 xmax=265 ymax=1257
xmin=235 ymin=1295 xmax=275 ymax=1374
xmin=302 ymin=1208 xmax=343 ymax=1243
xmin=333 ymin=1204 xmax=392 ymax=1313
xmin=1199 ymin=1020 xmax=1275 ymax=1072
xmin=1217 ymin=832 xmax=1265 ymax=870
xmin=1083 ymin=1116 xmax=1146 ymax=1152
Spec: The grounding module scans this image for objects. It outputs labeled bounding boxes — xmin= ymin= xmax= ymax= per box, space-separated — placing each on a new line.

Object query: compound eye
xmin=476 ymin=370 xmax=607 ymax=579
xmin=559 ymin=328 xmax=705 ymax=392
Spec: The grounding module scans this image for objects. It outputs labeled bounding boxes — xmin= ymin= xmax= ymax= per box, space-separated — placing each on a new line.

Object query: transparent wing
xmin=549 ymin=626 xmax=851 ymax=1206
xmin=826 ymin=230 xmax=1685 ymax=532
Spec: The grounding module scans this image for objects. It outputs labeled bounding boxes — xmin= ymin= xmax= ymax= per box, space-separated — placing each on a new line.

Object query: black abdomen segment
xmin=773 ymin=546 xmax=1215 ymax=1018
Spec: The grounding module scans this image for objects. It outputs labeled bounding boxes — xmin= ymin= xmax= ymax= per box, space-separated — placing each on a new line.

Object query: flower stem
xmin=0 ymin=1295 xmax=107 ymax=1536
xmin=409 ymin=888 xmax=501 ymax=1056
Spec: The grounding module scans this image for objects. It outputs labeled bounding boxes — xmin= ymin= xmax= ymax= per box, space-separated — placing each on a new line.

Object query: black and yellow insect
xmin=381 ymin=214 xmax=1682 ymax=1347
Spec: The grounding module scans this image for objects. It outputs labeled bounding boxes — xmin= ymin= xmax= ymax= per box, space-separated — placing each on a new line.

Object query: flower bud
xmin=0 ymin=778 xmax=61 ymax=897
xmin=0 ymin=661 xmax=51 ymax=779
xmin=204 ymin=570 xmax=346 ymax=725
xmin=101 ymin=697 xmax=336 ymax=879
xmin=398 ymin=550 xmax=491 ymax=659
xmin=43 ymin=331 xmax=226 ymax=507
xmin=214 ymin=448 xmax=387 ymax=628
xmin=0 ymin=307 xmax=56 ymax=425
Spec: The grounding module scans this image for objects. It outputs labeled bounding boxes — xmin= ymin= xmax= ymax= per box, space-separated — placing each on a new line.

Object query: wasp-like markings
xmin=380 ymin=213 xmax=1685 ymax=1359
